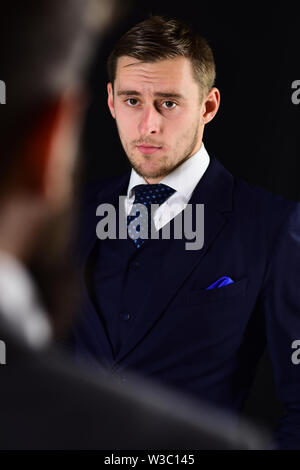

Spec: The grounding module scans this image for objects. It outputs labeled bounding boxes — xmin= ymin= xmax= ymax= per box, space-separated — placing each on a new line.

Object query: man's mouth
xmin=136 ymin=144 xmax=162 ymax=155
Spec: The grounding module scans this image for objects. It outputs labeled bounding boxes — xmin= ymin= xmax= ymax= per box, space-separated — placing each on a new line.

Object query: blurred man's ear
xmin=21 ymin=90 xmax=85 ymax=208
xmin=107 ymin=82 xmax=116 ymax=119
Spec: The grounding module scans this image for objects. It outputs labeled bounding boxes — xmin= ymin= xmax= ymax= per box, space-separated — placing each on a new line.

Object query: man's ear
xmin=107 ymin=82 xmax=116 ymax=119
xmin=201 ymin=87 xmax=220 ymax=125
xmin=21 ymin=90 xmax=84 ymax=204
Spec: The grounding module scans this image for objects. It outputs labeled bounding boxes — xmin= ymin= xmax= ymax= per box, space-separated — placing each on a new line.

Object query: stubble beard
xmin=118 ymin=120 xmax=200 ymax=181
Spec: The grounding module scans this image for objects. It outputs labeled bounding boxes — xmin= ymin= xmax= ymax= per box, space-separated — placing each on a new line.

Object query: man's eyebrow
xmin=117 ymin=90 xmax=141 ymax=96
xmin=154 ymin=92 xmax=184 ymax=99
xmin=116 ymin=90 xmax=185 ymax=99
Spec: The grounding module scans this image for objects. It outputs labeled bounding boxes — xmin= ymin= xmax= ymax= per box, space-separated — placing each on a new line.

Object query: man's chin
xmin=131 ymin=161 xmax=169 ymax=180
xmin=136 ymin=168 xmax=168 ymax=180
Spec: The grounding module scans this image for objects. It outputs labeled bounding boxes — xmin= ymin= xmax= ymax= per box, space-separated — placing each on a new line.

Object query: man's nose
xmin=138 ymin=105 xmax=161 ymax=135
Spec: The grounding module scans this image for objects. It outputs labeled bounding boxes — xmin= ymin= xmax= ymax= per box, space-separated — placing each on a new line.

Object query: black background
xmin=80 ymin=1 xmax=300 ymax=432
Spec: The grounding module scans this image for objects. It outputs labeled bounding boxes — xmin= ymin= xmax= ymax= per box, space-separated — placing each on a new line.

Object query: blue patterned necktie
xmin=127 ymin=183 xmax=176 ymax=248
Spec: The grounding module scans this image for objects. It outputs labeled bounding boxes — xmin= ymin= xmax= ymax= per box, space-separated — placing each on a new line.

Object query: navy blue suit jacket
xmin=71 ymin=155 xmax=300 ymax=449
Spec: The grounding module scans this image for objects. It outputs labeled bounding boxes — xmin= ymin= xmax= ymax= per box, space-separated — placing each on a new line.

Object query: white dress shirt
xmin=0 ymin=251 xmax=52 ymax=350
xmin=125 ymin=142 xmax=210 ymax=230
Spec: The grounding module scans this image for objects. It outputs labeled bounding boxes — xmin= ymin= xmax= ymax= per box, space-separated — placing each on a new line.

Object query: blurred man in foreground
xmin=0 ymin=1 xmax=267 ymax=449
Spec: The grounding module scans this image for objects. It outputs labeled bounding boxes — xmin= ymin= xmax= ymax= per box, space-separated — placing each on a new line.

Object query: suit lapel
xmin=78 ymin=173 xmax=131 ymax=360
xmin=79 ymin=172 xmax=131 ymax=270
xmin=116 ymin=156 xmax=234 ymax=362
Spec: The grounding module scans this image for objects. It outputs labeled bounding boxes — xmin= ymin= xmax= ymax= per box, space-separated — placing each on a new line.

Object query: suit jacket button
xmin=120 ymin=312 xmax=130 ymax=321
xmin=131 ymin=261 xmax=140 ymax=270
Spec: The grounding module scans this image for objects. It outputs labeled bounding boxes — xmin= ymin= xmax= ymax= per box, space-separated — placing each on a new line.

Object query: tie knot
xmin=127 ymin=183 xmax=175 ymax=249
xmin=132 ymin=183 xmax=175 ymax=207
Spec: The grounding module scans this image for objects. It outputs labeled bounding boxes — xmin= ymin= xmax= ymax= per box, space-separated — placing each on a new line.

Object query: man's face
xmin=107 ymin=56 xmax=205 ymax=183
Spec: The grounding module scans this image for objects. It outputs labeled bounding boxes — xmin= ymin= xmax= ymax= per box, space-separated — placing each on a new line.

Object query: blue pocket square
xmin=206 ymin=276 xmax=234 ymax=290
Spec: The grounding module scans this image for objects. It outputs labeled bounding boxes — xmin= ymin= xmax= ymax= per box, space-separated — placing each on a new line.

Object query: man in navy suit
xmin=70 ymin=16 xmax=300 ymax=449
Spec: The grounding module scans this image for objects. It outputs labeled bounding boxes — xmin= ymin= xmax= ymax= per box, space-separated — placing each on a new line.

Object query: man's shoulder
xmin=206 ymin=155 xmax=298 ymax=223
xmin=0 ymin=339 xmax=267 ymax=450
xmin=224 ymin=165 xmax=299 ymax=221
xmin=241 ymin=179 xmax=297 ymax=217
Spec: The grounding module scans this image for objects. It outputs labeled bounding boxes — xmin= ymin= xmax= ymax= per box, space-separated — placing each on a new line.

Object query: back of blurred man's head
xmin=0 ymin=0 xmax=113 ymax=336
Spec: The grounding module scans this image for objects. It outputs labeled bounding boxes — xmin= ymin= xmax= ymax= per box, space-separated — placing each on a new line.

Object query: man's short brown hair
xmin=107 ymin=15 xmax=216 ymax=98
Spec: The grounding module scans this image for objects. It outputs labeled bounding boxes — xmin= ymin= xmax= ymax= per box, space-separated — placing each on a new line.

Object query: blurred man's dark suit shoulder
xmin=0 ymin=319 xmax=265 ymax=450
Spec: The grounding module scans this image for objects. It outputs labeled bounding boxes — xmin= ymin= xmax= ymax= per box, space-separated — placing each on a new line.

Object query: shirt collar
xmin=0 ymin=251 xmax=52 ymax=350
xmin=127 ymin=142 xmax=210 ymax=201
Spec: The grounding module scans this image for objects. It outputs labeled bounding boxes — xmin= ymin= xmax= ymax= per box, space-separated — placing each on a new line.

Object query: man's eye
xmin=162 ymin=101 xmax=177 ymax=109
xmin=126 ymin=98 xmax=138 ymax=106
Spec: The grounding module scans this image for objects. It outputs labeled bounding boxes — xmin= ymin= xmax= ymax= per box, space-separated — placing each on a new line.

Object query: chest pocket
xmin=188 ymin=277 xmax=248 ymax=305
